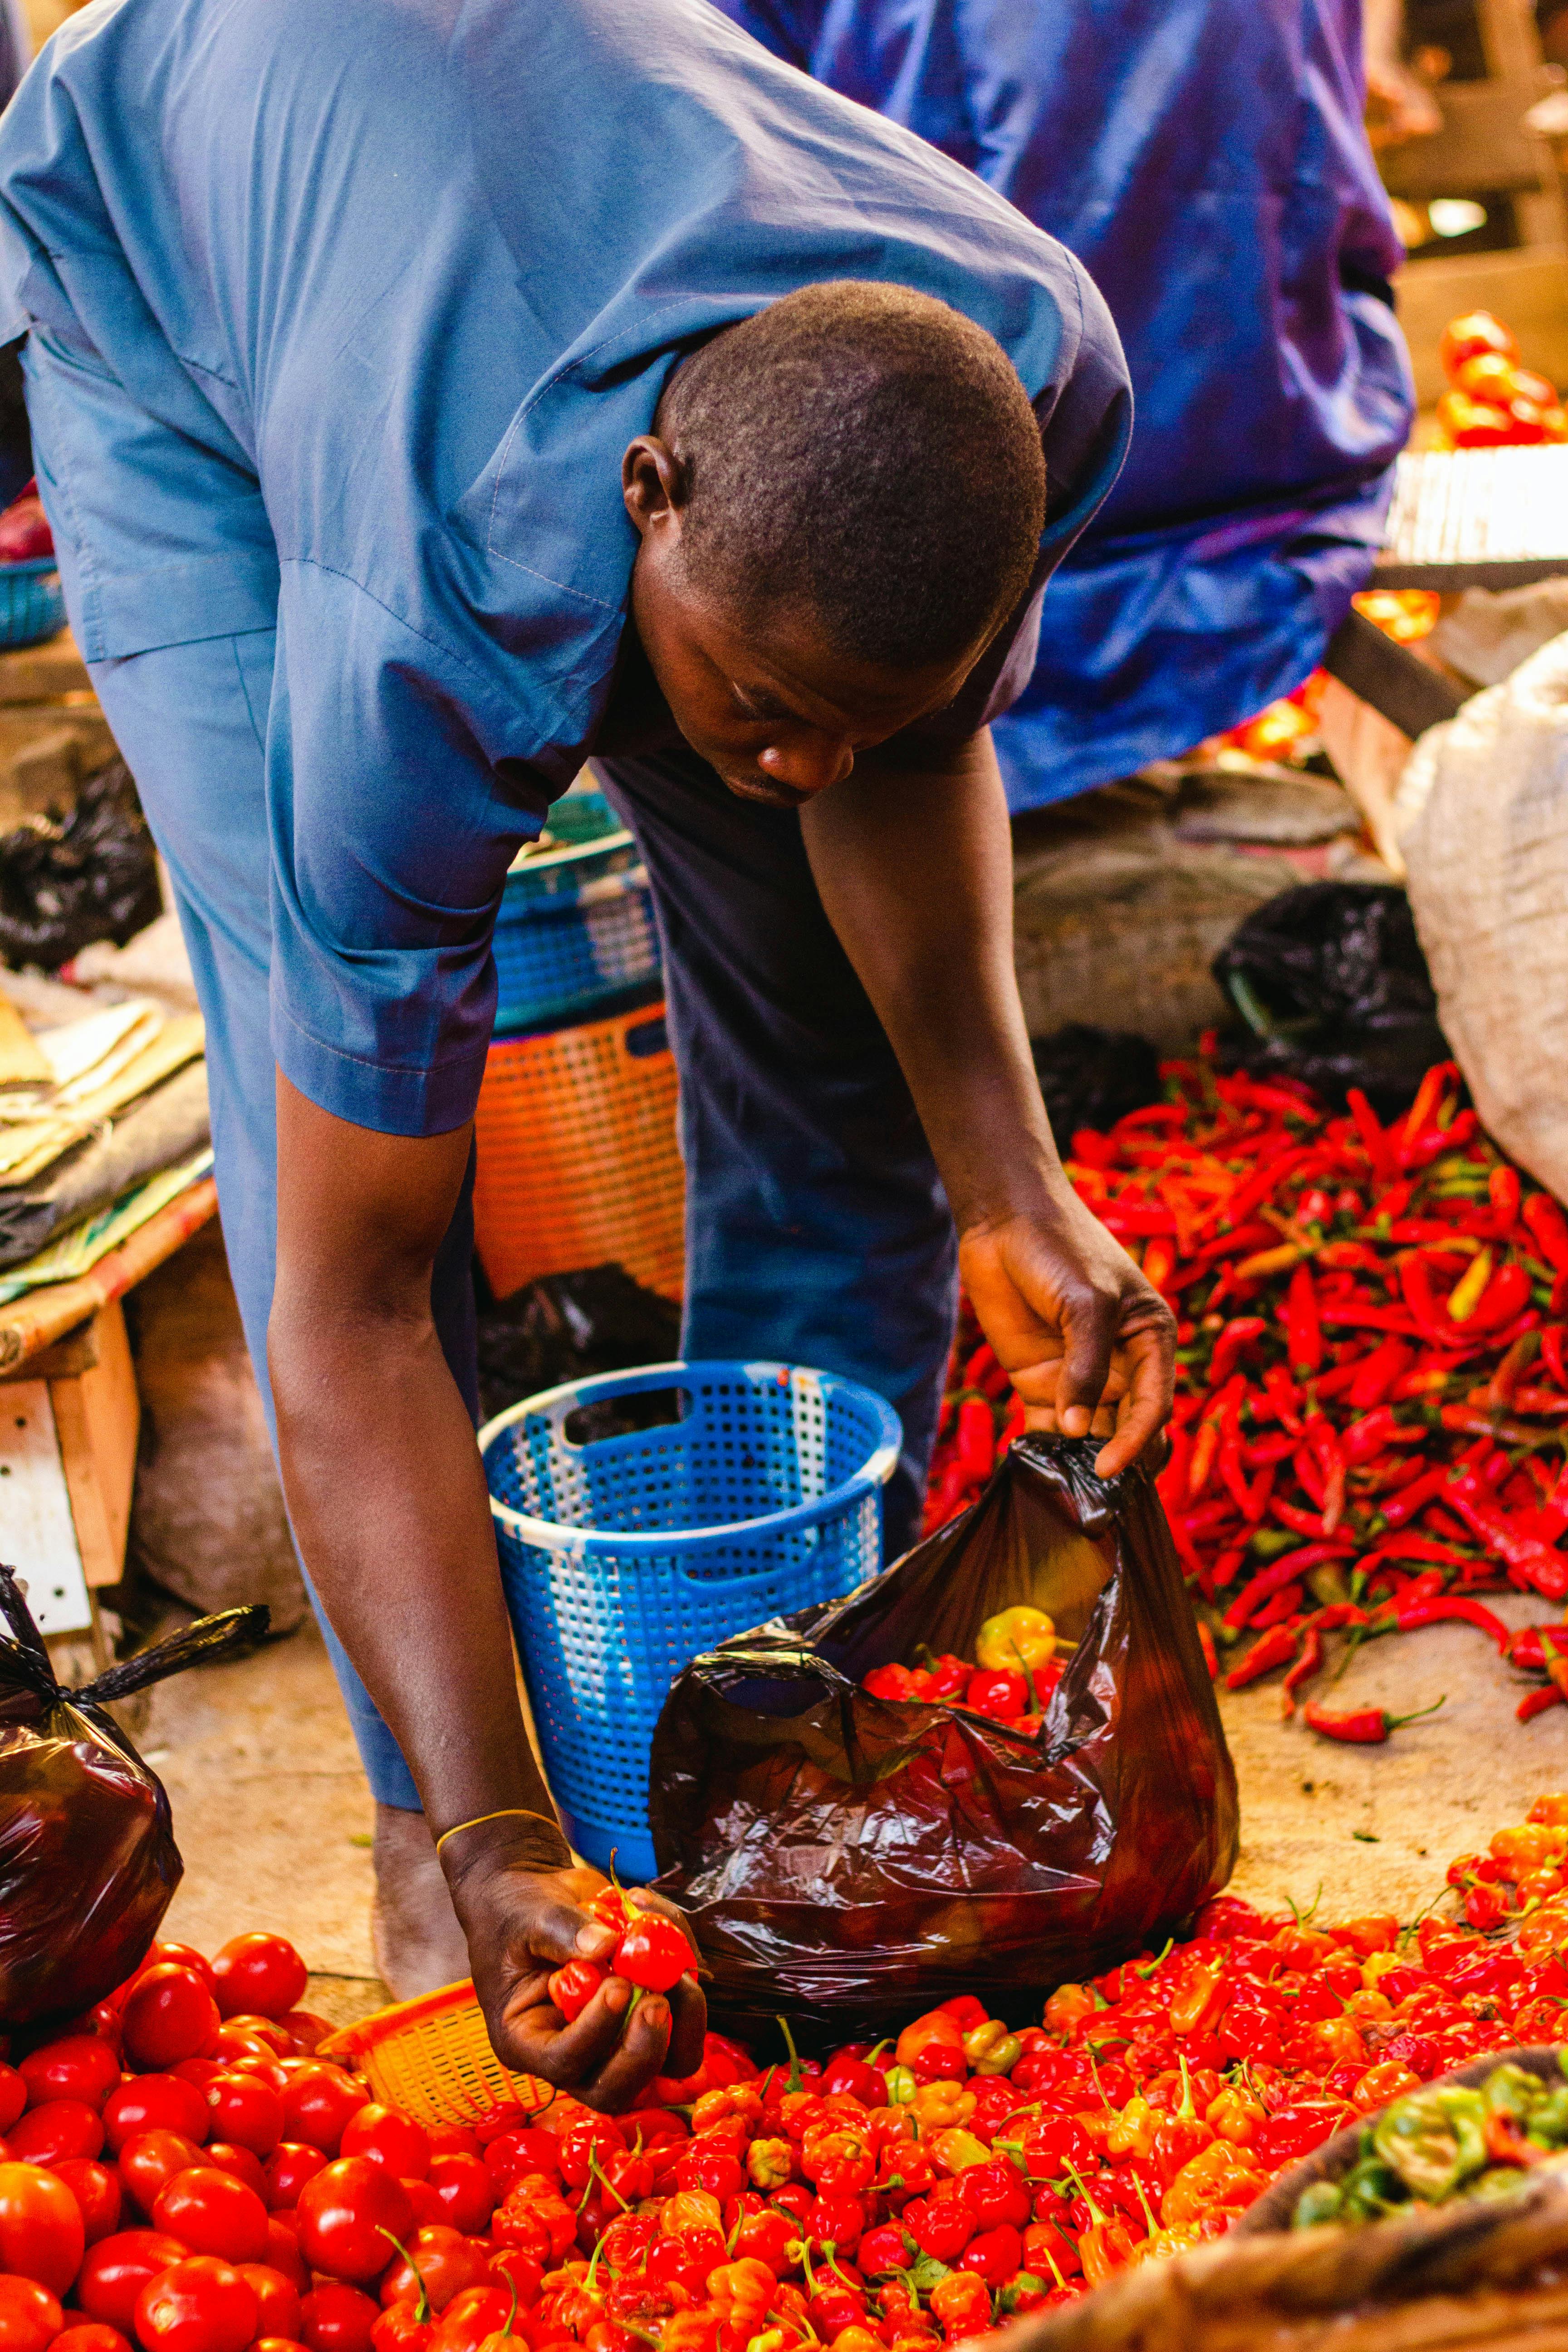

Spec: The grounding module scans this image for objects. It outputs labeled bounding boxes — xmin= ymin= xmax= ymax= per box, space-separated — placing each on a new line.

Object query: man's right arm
xmin=268 ymin=1072 xmax=705 ymax=2107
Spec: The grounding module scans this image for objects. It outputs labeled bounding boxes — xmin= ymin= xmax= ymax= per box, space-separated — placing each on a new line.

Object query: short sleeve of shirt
xmin=268 ymin=560 xmax=549 ymax=1137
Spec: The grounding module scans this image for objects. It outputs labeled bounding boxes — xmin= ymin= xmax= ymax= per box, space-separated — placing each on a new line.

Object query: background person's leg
xmin=596 ymin=749 xmax=957 ymax=1554
xmin=89 ymin=631 xmax=475 ymax=1987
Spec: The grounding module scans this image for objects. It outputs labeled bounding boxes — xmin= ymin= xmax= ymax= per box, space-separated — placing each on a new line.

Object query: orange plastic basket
xmin=472 ymin=1000 xmax=685 ymax=1304
xmin=318 ymin=1980 xmax=559 ymax=2128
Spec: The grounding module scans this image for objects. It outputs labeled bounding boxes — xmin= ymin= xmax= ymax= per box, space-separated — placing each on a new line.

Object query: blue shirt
xmin=0 ymin=0 xmax=1129 ymax=1134
xmin=719 ymin=0 xmax=1417 ymax=805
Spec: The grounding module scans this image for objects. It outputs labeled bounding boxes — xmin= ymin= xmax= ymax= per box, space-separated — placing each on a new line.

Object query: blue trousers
xmin=89 ymin=634 xmax=957 ymax=1808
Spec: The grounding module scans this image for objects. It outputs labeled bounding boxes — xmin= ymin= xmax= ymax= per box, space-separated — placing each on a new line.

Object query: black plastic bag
xmin=1030 ymin=1023 xmax=1161 ymax=1144
xmin=475 ymin=1264 xmax=680 ymax=1426
xmin=0 ymin=1567 xmax=268 ymax=2026
xmin=1212 ymin=881 xmax=1449 ymax=1116
xmin=649 ymin=1436 xmax=1237 ymax=2045
xmin=0 ymin=759 xmax=162 ymax=972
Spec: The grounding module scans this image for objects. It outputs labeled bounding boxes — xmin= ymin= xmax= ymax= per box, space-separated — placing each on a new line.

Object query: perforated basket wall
xmin=472 ymin=1000 xmax=684 ymax=1303
xmin=319 ymin=1981 xmax=555 ymax=2128
xmin=0 ymin=560 xmax=64 ymax=649
xmin=480 ymin=1362 xmax=901 ymax=1879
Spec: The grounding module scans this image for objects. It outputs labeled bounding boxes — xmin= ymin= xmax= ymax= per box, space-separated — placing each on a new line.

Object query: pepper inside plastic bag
xmin=0 ymin=1565 xmax=268 ymax=2025
xmin=649 ymin=1436 xmax=1238 ymax=2045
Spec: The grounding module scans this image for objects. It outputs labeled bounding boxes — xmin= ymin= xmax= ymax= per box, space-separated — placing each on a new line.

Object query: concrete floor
xmin=136 ymin=1582 xmax=1568 ymax=2034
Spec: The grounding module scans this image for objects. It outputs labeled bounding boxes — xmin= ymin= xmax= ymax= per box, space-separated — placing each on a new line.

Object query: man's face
xmin=623 ymin=435 xmax=989 ymax=809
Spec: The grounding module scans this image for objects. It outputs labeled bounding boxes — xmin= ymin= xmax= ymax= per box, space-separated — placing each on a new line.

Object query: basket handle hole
xmin=563 ymin=1386 xmax=690 ymax=1446
xmin=624 ymin=1015 xmax=669 ymax=1059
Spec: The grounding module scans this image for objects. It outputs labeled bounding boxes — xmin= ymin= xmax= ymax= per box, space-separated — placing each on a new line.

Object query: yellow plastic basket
xmin=318 ymin=1979 xmax=559 ymax=2129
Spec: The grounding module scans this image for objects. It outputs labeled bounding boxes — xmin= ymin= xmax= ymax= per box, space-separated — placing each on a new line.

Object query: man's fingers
xmin=501 ymin=1967 xmax=637 ymax=2084
xmin=573 ymin=1992 xmax=676 ymax=2114
xmin=664 ymin=1974 xmax=708 ymax=2078
xmin=514 ymin=1896 xmax=613 ymax=1970
xmin=1093 ymin=1322 xmax=1176 ymax=1478
xmin=1053 ymin=1287 xmax=1119 ymax=1436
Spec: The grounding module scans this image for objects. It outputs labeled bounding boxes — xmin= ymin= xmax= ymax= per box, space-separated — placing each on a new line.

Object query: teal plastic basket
xmin=480 ymin=1361 xmax=901 ymax=1878
xmin=0 ymin=559 xmax=64 ymax=649
xmin=495 ymin=789 xmax=661 ymax=1035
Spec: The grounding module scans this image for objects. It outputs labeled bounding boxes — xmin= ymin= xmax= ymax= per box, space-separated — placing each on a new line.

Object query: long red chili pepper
xmin=1225 ymin=1622 xmax=1301 ymax=1689
xmin=1378 ymin=1464 xmax=1456 ymax=1528
xmin=1518 ymin=1685 xmax=1563 ymax=1723
xmin=1393 ymin=1596 xmax=1510 ymax=1653
xmin=1348 ymin=1337 xmax=1415 ymax=1410
xmin=1222 ymin=1544 xmax=1356 ymax=1632
xmin=1285 ymin=1261 xmax=1323 ymax=1377
xmin=1280 ymin=1625 xmax=1324 ymax=1717
xmin=1303 ymin=1695 xmax=1446 ymax=1744
xmin=1445 ymin=1473 xmax=1568 ymax=1600
xmin=1524 ymin=1192 xmax=1568 ymax=1276
xmin=1346 ymin=1088 xmax=1396 ymax=1184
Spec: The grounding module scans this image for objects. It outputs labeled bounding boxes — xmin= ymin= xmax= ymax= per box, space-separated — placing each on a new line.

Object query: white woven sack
xmin=1396 ymin=629 xmax=1568 ymax=1203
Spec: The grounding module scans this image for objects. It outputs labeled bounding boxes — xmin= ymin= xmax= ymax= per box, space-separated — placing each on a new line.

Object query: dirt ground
xmin=139 ymin=1582 xmax=1568 ymax=2031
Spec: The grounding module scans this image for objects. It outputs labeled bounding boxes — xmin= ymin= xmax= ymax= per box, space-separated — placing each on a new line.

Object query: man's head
xmin=622 ymin=281 xmax=1045 ymax=807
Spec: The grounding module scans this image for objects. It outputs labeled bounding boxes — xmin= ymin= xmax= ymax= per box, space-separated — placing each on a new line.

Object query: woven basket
xmin=472 ymin=998 xmax=684 ymax=1303
xmin=317 ymin=1980 xmax=556 ymax=2129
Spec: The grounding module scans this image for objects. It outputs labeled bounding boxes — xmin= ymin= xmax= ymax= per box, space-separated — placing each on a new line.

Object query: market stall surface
xmin=135 ymin=1587 xmax=1568 ymax=2028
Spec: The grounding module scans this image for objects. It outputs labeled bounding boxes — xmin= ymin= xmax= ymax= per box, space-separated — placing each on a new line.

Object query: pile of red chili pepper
xmin=9 ymin=1801 xmax=1568 ymax=2351
xmin=924 ymin=1053 xmax=1568 ymax=1734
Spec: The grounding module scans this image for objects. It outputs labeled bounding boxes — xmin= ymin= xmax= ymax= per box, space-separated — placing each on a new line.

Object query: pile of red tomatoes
xmin=5 ymin=1805 xmax=1568 ymax=2352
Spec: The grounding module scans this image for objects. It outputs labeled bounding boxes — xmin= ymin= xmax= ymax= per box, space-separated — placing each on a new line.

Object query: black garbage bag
xmin=475 ymin=1263 xmax=680 ymax=1427
xmin=0 ymin=759 xmax=162 ymax=972
xmin=1030 ymin=1022 xmax=1162 ymax=1143
xmin=649 ymin=1436 xmax=1237 ymax=2046
xmin=1211 ymin=881 xmax=1449 ymax=1116
xmin=0 ymin=1566 xmax=268 ymax=2026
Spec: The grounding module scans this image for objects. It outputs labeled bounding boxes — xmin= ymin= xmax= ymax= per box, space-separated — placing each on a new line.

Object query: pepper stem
xmin=1387 ymin=1694 xmax=1447 ymax=1730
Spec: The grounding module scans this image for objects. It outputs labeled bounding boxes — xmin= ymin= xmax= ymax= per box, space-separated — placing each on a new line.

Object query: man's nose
xmin=757 ymin=734 xmax=855 ymax=795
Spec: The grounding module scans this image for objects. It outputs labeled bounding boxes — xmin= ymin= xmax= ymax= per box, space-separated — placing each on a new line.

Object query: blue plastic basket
xmin=0 ymin=559 xmax=65 ymax=649
xmin=481 ymin=1361 xmax=901 ymax=1878
xmin=495 ymin=789 xmax=662 ymax=1035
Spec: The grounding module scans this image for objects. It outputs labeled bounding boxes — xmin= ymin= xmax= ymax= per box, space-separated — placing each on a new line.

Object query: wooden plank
xmin=0 ymin=1176 xmax=218 ymax=1370
xmin=50 ymin=1300 xmax=138 ymax=1590
xmin=0 ymin=1379 xmax=91 ymax=1634
xmin=1479 ymin=0 xmax=1545 ymax=82
xmin=1381 ymin=78 xmax=1548 ymax=200
xmin=0 ymin=1319 xmax=98 ymax=1383
xmin=1395 ymin=245 xmax=1568 ymax=404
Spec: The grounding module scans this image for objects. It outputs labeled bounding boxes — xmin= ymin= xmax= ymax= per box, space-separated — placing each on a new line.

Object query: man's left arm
xmin=799 ymin=726 xmax=1174 ymax=1474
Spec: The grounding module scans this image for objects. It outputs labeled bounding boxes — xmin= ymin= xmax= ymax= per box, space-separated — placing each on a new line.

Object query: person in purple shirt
xmin=720 ymin=0 xmax=1417 ymax=807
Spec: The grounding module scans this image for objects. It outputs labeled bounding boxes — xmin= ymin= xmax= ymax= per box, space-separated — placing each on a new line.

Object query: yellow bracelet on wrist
xmin=433 ymin=1807 xmax=563 ymax=1858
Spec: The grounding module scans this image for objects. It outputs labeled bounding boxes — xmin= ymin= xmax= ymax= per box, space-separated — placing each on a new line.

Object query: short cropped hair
xmin=659 ymin=281 xmax=1046 ymax=670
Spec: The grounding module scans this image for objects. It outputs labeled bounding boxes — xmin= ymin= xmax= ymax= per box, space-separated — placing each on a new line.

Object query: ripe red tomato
xmin=297 ymin=2284 xmax=379 ymax=2352
xmin=0 ymin=2275 xmax=63 ymax=2352
xmin=103 ymin=2079 xmax=209 ymax=2158
xmin=152 ymin=2166 xmax=271 ymax=2263
xmin=168 ymin=2062 xmax=224 ymax=2096
xmin=54 ymin=2327 xmax=134 ymax=2352
xmin=219 ymin=2016 xmax=291 ymax=2056
xmin=122 ymin=1970 xmax=220 ymax=2073
xmin=212 ymin=1937 xmax=309 ymax=2024
xmin=139 ymin=1944 xmax=219 ymax=1996
xmin=264 ymin=2219 xmax=308 ymax=2292
xmin=0 ymin=2161 xmax=87 ymax=2295
xmin=279 ymin=2014 xmax=333 ymax=2056
xmin=339 ymin=2107 xmax=429 ymax=2183
xmin=54 ymin=2157 xmax=122 ymax=2244
xmin=399 ymin=2180 xmax=441 ymax=2229
xmin=426 ymin=2155 xmax=493 ymax=2233
xmin=19 ymin=2037 xmax=122 ymax=2114
xmin=264 ymin=2144 xmax=328 ymax=2212
xmin=425 ymin=2127 xmax=482 ymax=2162
xmin=205 ymin=2073 xmax=284 ymax=2159
xmin=76 ymin=2234 xmax=189 ymax=2331
xmin=235 ymin=2265 xmax=302 ymax=2342
xmin=296 ymin=2158 xmax=413 ymax=2283
xmin=281 ymin=2068 xmax=368 ymax=2157
xmin=203 ymin=2142 xmax=269 ymax=2200
xmin=9 ymin=2098 xmax=105 ymax=2166
xmin=135 ymin=2257 xmax=259 ymax=2352
xmin=253 ymin=2341 xmax=310 ymax=2352
xmin=118 ymin=2131 xmax=206 ymax=2218
xmin=0 ymin=2066 xmax=25 ymax=2136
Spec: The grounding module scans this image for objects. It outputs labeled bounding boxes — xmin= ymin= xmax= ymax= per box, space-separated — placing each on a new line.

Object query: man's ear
xmin=622 ymin=435 xmax=686 ymax=539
